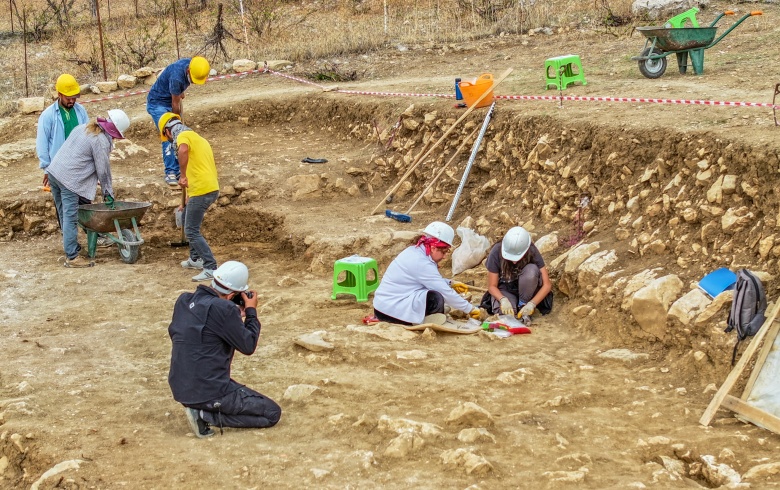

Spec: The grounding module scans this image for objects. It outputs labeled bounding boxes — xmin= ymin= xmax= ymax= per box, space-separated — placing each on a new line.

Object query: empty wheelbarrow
xmin=632 ymin=10 xmax=763 ymax=79
xmin=77 ymin=201 xmax=152 ymax=264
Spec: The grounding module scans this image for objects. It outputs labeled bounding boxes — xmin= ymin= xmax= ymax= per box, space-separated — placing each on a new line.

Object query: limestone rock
xmin=346 ymin=323 xmax=418 ymax=341
xmin=377 ymin=415 xmax=443 ymax=437
xmin=543 ymin=469 xmax=588 ymax=483
xmin=573 ymin=305 xmax=593 ymax=317
xmin=283 ymin=384 xmax=319 ymax=401
xmin=668 ymin=289 xmax=711 ymax=326
xmin=265 ymin=59 xmax=294 ymax=70
xmin=446 ymin=402 xmax=494 ymax=427
xmin=722 ymin=175 xmax=737 ymax=194
xmin=577 ymin=250 xmax=618 ymax=288
xmin=457 ymin=428 xmax=496 ymax=443
xmin=535 ymin=232 xmax=559 ymax=256
xmin=563 ymin=241 xmax=601 ymax=273
xmin=631 ymin=275 xmax=683 ymax=339
xmin=396 ymin=350 xmax=427 ymax=360
xmin=385 ymin=432 xmax=424 ymax=458
xmin=18 ymin=97 xmax=45 ymax=114
xmin=694 ymin=290 xmax=733 ymax=326
xmin=701 ymin=455 xmax=741 ymax=488
xmin=117 ymin=74 xmax=137 ymax=89
xmin=722 ymin=207 xmax=754 ymax=233
xmin=440 ymin=448 xmax=493 ymax=475
xmin=233 ymin=59 xmax=257 ymax=72
xmin=743 ymin=462 xmax=780 ymax=481
xmin=286 ymin=174 xmax=321 ymax=201
xmin=598 ymin=349 xmax=649 ymax=362
xmin=132 ymin=66 xmax=154 ymax=78
xmin=95 ymin=81 xmax=118 ymax=93
xmin=294 ymin=331 xmax=334 ymax=352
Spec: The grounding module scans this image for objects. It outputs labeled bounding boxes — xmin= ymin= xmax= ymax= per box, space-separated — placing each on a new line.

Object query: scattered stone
xmin=440 ymin=448 xmax=493 ymax=475
xmin=693 ymin=351 xmax=706 ymax=362
xmin=701 ymin=455 xmax=741 ymax=488
xmin=282 ymin=384 xmax=319 ymax=402
xmin=17 ymin=97 xmax=45 ymax=114
xmin=346 ymin=323 xmax=418 ymax=341
xmin=694 ymin=290 xmax=733 ymax=326
xmin=668 ymin=289 xmax=710 ymax=326
xmin=396 ymin=350 xmax=427 ymax=360
xmin=286 ymin=174 xmax=321 ymax=201
xmin=377 ymin=415 xmax=443 ymax=437
xmin=542 ymin=395 xmax=572 ymax=407
xmin=446 ymin=402 xmax=494 ymax=427
xmin=535 ymin=232 xmax=559 ymax=255
xmin=233 ymin=59 xmax=257 ymax=72
xmin=543 ymin=469 xmax=588 ymax=483
xmin=294 ymin=331 xmax=334 ymax=352
xmin=497 ymin=368 xmax=531 ymax=384
xmin=116 ymin=74 xmax=137 ymax=89
xmin=350 ymin=450 xmax=376 ymax=470
xmin=743 ymin=462 xmax=780 ymax=481
xmin=132 ymin=66 xmax=154 ymax=78
xmin=95 ymin=81 xmax=118 ymax=93
xmin=385 ymin=432 xmax=424 ymax=458
xmin=631 ymin=274 xmax=683 ymax=339
xmin=572 ymin=305 xmax=592 ymax=317
xmin=310 ymin=468 xmax=330 ymax=479
xmin=30 ymin=460 xmax=84 ymax=490
xmin=648 ymin=436 xmax=670 ymax=445
xmin=457 ymin=428 xmax=496 ymax=443
xmin=598 ymin=349 xmax=649 ymax=362
xmin=277 ymin=275 xmax=304 ymax=287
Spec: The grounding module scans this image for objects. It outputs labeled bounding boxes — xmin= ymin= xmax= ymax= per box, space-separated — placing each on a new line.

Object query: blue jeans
xmin=147 ymin=103 xmax=179 ymax=177
xmin=48 ymin=174 xmax=82 ymax=260
xmin=185 ymin=191 xmax=218 ymax=270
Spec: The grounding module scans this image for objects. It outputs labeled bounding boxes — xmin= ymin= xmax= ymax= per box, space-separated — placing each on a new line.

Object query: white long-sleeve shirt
xmin=373 ymin=245 xmax=474 ymax=324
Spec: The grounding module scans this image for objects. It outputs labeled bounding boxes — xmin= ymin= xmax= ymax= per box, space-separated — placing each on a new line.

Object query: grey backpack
xmin=724 ymin=269 xmax=766 ymax=365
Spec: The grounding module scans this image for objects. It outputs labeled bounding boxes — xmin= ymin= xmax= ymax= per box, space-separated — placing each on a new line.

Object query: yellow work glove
xmin=518 ymin=301 xmax=536 ymax=324
xmin=469 ymin=308 xmax=482 ymax=320
xmin=452 ymin=282 xmax=469 ymax=294
xmin=499 ymin=297 xmax=514 ymax=316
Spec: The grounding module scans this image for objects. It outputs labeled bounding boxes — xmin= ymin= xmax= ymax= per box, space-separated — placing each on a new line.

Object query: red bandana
xmin=416 ymin=236 xmax=450 ymax=256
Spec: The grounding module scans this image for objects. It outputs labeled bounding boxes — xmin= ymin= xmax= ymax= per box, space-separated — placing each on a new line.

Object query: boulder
xmin=17 ymin=97 xmax=45 ymax=114
xmin=631 ymin=274 xmax=683 ymax=339
xmin=563 ymin=241 xmax=601 ymax=273
xmin=117 ymin=74 xmax=137 ymax=89
xmin=265 ymin=59 xmax=294 ymax=70
xmin=132 ymin=66 xmax=154 ymax=78
xmin=535 ymin=232 xmax=559 ymax=256
xmin=668 ymin=289 xmax=711 ymax=326
xmin=233 ymin=59 xmax=257 ymax=73
xmin=286 ymin=174 xmax=321 ymax=201
xmin=446 ymin=402 xmax=494 ymax=427
xmin=95 ymin=81 xmax=118 ymax=93
xmin=577 ymin=250 xmax=618 ymax=289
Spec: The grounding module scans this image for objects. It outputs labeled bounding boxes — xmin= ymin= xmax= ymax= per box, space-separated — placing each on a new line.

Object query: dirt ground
xmin=2 ymin=1 xmax=780 ymax=488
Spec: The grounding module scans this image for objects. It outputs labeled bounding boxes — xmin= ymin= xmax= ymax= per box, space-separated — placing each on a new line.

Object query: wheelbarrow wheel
xmin=117 ymin=229 xmax=140 ymax=264
xmin=638 ymin=48 xmax=667 ymax=79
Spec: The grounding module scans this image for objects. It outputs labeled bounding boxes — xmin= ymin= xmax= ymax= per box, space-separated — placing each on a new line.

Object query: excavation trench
xmin=0 ymin=94 xmax=777 ymax=488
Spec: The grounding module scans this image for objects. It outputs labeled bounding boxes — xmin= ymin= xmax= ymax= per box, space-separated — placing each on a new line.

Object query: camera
xmin=231 ymin=290 xmax=253 ymax=307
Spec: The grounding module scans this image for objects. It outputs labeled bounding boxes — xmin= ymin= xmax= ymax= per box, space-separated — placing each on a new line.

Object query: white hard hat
xmin=501 ymin=226 xmax=531 ymax=261
xmin=423 ymin=221 xmax=455 ymax=247
xmin=107 ymin=109 xmax=130 ymax=138
xmin=211 ymin=261 xmax=249 ymax=294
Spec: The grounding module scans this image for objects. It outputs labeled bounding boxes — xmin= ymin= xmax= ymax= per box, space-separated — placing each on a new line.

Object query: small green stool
xmin=664 ymin=7 xmax=700 ymax=28
xmin=331 ymin=255 xmax=379 ymax=302
xmin=544 ymin=55 xmax=586 ymax=90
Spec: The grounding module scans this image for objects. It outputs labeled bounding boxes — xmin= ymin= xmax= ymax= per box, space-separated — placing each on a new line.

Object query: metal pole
xmin=445 ymin=102 xmax=496 ymax=222
xmin=22 ymin=8 xmax=28 ymax=97
xmin=95 ymin=0 xmax=108 ymax=80
xmin=172 ymin=0 xmax=180 ymax=59
xmin=238 ymin=0 xmax=249 ymax=58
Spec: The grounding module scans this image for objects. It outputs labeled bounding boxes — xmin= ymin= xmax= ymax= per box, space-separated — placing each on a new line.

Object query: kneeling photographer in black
xmin=168 ymin=260 xmax=281 ymax=438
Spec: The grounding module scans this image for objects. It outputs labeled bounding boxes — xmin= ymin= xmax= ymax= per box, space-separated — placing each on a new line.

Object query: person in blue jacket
xmin=36 ymin=73 xmax=89 ymax=192
xmin=146 ymin=56 xmax=210 ymax=186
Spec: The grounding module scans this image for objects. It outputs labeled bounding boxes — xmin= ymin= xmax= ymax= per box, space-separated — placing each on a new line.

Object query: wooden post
xmin=95 ymin=0 xmax=108 ymax=81
xmin=22 ymin=7 xmax=28 ymax=97
xmin=172 ymin=0 xmax=180 ymax=59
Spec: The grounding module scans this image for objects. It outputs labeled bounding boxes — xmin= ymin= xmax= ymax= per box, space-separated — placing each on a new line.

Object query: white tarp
xmin=745 ymin=330 xmax=780 ymax=421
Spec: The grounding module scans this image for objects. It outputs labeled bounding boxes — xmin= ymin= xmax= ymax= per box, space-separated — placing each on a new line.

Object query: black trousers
xmin=187 ymin=382 xmax=281 ymax=429
xmin=374 ymin=290 xmax=445 ymax=325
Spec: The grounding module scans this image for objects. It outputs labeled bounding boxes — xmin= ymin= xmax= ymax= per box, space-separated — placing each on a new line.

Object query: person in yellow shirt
xmin=159 ymin=113 xmax=220 ymax=282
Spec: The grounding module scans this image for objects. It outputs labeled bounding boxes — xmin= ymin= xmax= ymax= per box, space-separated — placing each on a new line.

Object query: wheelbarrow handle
xmin=724 ymin=10 xmax=735 ymax=15
xmin=751 ymin=11 xmax=763 ymax=16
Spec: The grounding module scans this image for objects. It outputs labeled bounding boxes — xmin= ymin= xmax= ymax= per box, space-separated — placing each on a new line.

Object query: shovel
xmin=170 ymin=190 xmax=188 ymax=247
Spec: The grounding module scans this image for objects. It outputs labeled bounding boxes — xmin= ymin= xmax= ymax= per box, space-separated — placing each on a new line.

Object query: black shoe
xmin=184 ymin=407 xmax=214 ymax=438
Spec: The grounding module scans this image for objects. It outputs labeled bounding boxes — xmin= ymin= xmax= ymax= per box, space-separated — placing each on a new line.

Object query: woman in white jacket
xmin=373 ymin=221 xmax=482 ymax=325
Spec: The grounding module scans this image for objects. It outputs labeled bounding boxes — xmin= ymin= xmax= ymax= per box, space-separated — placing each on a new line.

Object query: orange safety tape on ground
xmin=80 ymin=65 xmax=780 ymax=111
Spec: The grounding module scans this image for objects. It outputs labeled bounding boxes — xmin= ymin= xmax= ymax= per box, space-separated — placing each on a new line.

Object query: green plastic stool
xmin=331 ymin=255 xmax=379 ymax=302
xmin=544 ymin=55 xmax=586 ymax=90
xmin=664 ymin=7 xmax=700 ymax=28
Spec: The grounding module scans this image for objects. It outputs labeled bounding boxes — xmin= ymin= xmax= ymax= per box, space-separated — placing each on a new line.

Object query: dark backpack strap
xmin=731 ymin=338 xmax=742 ymax=366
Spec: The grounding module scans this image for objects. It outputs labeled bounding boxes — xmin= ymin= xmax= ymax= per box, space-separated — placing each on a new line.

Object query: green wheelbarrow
xmin=77 ymin=201 xmax=152 ymax=264
xmin=632 ymin=10 xmax=763 ymax=79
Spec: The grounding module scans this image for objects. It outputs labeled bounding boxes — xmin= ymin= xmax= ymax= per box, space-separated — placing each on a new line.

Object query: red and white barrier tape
xmin=81 ymin=65 xmax=780 ymax=110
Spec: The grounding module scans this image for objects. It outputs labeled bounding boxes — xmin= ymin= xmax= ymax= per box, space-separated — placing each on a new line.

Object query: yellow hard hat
xmin=55 ymin=74 xmax=80 ymax=97
xmin=189 ymin=56 xmax=210 ymax=85
xmin=158 ymin=112 xmax=181 ymax=142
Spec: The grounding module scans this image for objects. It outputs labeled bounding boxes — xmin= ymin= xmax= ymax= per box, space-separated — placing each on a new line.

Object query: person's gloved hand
xmin=499 ymin=297 xmax=514 ymax=316
xmin=452 ymin=282 xmax=469 ymax=294
xmin=469 ymin=307 xmax=481 ymax=320
xmin=518 ymin=301 xmax=536 ymax=324
xmin=104 ymin=194 xmax=115 ymax=209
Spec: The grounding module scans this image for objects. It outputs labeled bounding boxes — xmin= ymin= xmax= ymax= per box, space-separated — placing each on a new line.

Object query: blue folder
xmin=698 ymin=268 xmax=737 ymax=299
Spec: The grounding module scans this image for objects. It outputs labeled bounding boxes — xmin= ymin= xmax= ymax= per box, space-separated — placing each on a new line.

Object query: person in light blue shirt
xmin=36 ymin=73 xmax=89 ymax=189
xmin=146 ymin=56 xmax=210 ymax=186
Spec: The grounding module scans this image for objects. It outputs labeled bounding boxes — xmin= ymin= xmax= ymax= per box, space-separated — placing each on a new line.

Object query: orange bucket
xmin=458 ymin=74 xmax=494 ymax=108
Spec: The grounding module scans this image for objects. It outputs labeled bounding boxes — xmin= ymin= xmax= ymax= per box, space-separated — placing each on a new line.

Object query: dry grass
xmin=0 ymin=0 xmax=637 ymax=109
